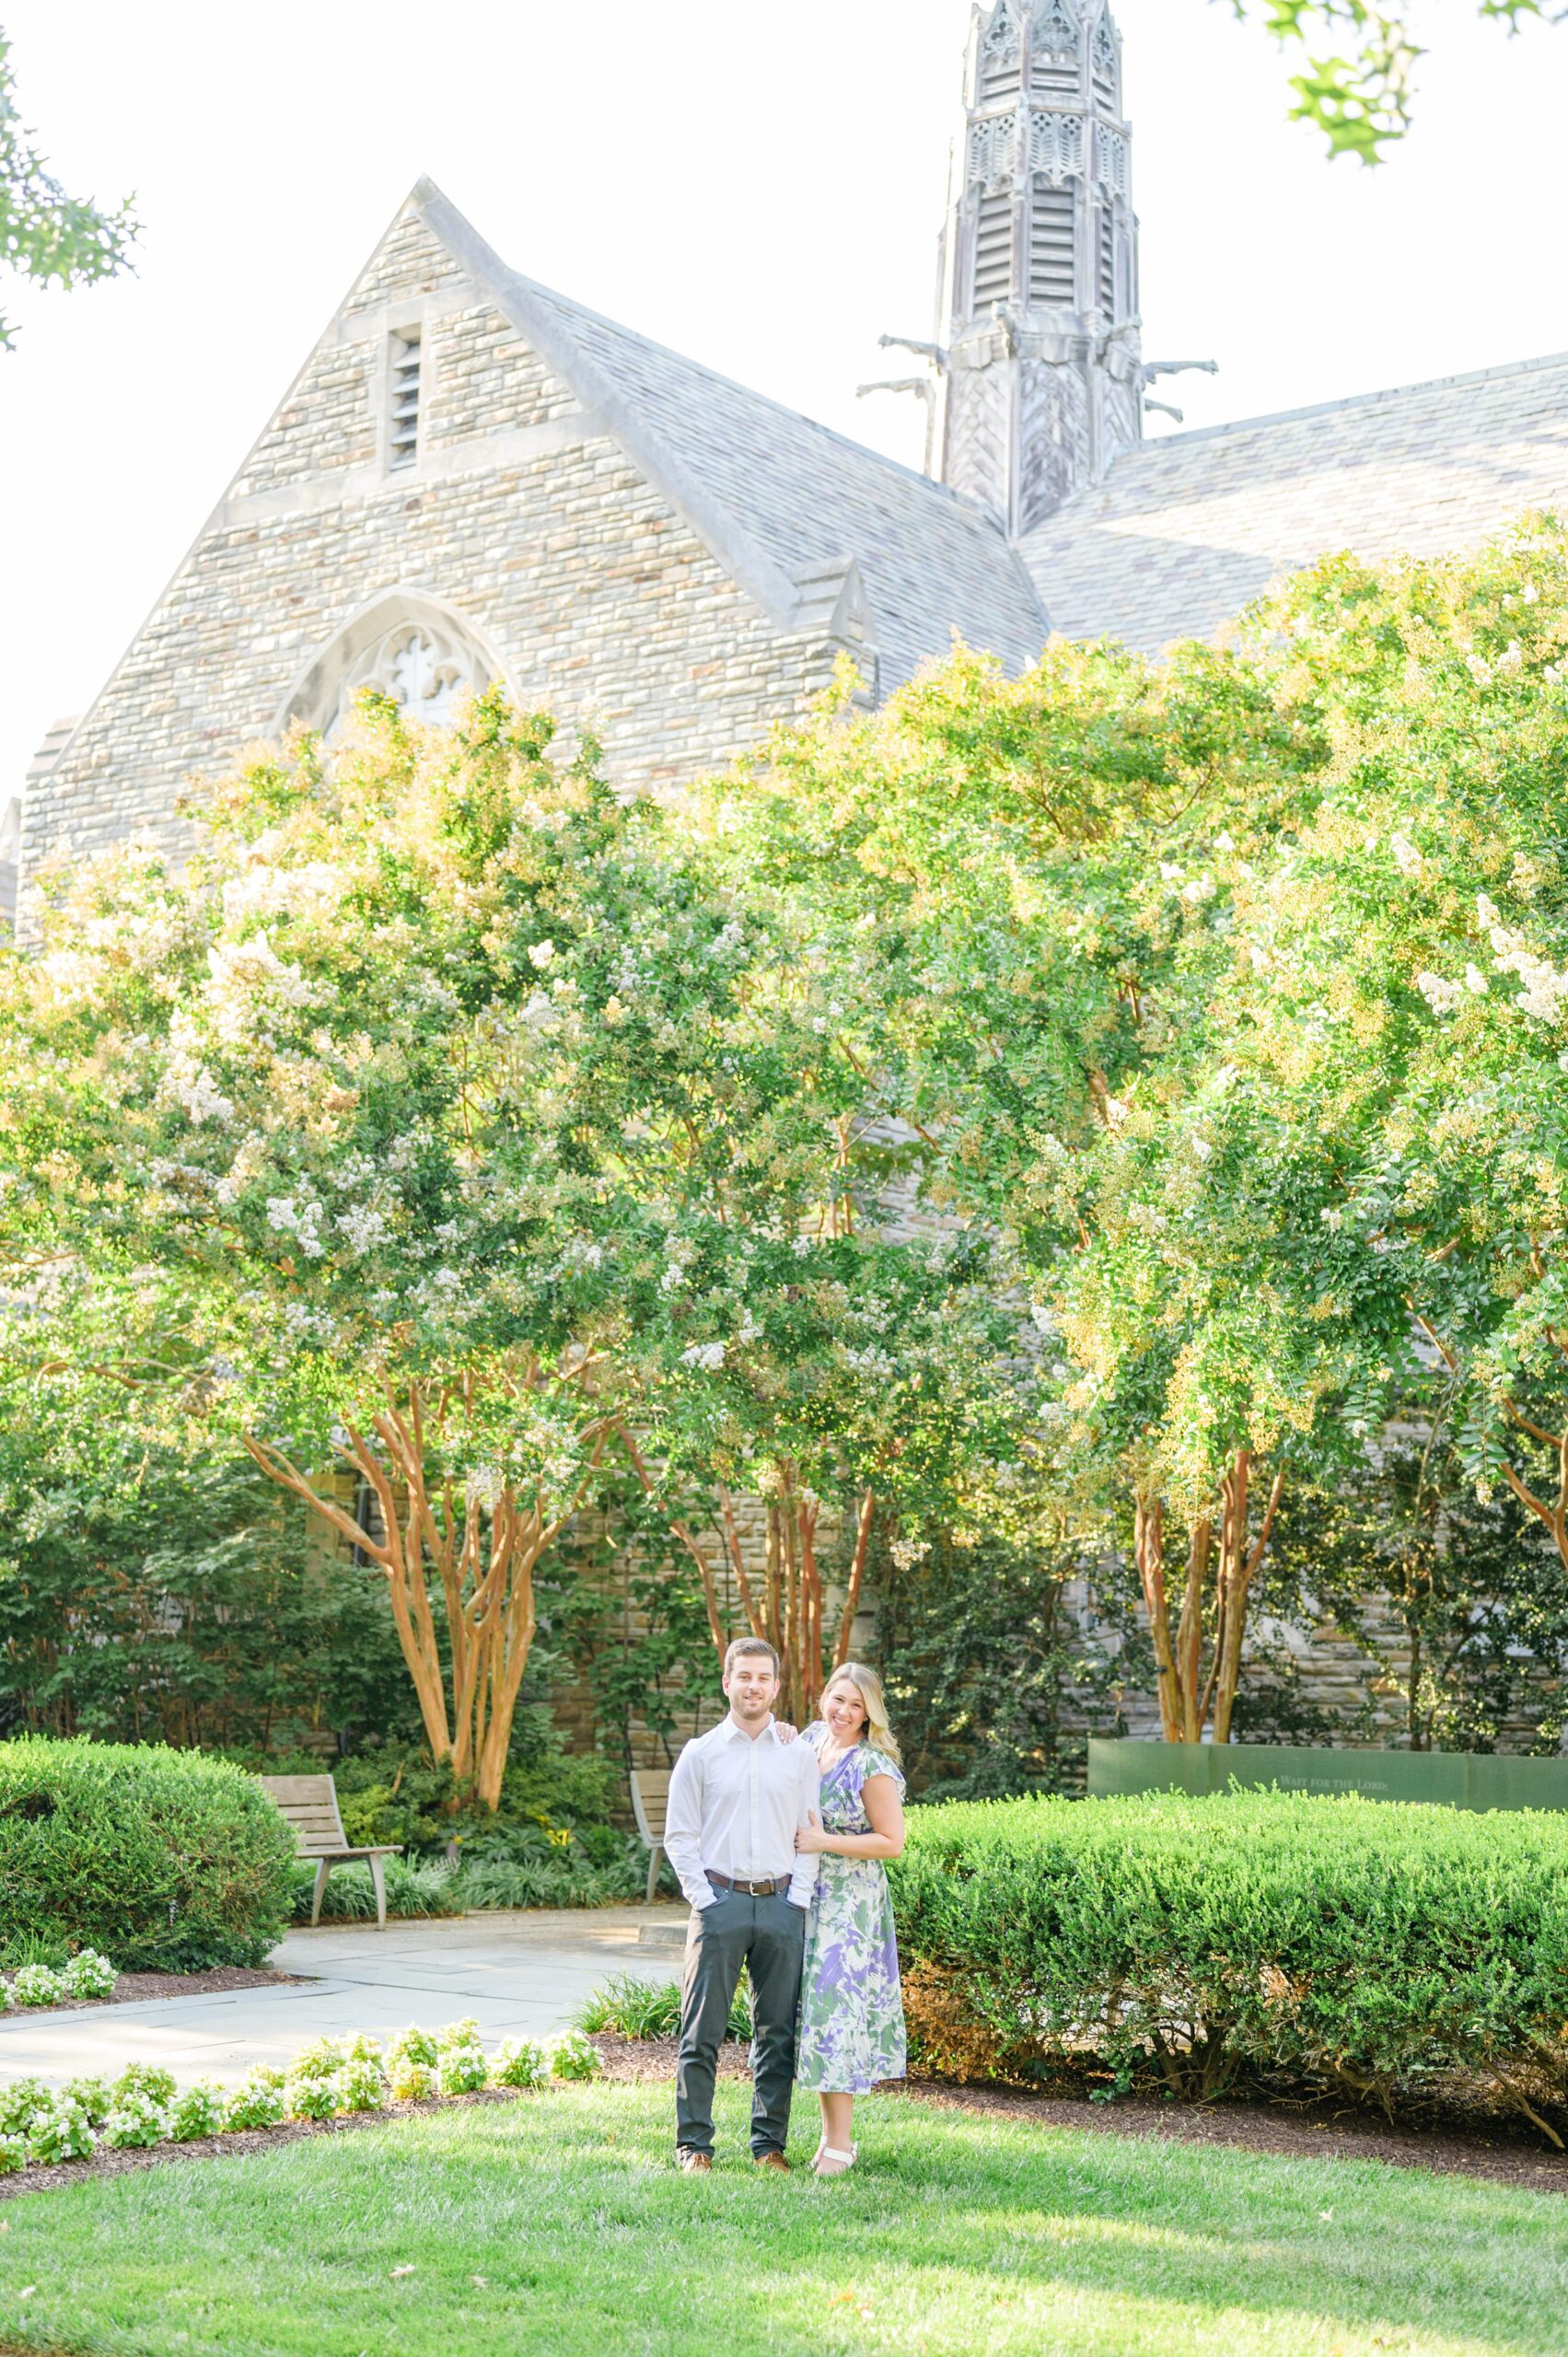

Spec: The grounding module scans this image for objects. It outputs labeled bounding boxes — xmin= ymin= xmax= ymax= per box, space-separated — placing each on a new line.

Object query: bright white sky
xmin=3 ymin=0 xmax=1566 ymax=804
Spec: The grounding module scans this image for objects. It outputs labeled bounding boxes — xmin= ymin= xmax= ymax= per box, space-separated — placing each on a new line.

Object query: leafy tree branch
xmin=0 ymin=30 xmax=137 ymax=348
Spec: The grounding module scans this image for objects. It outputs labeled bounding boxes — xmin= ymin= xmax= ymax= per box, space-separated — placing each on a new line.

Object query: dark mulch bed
xmin=592 ymin=2036 xmax=1568 ymax=2198
xmin=8 ymin=1967 xmax=297 ymax=2016
xmin=3 ymin=2036 xmax=1564 ymax=2203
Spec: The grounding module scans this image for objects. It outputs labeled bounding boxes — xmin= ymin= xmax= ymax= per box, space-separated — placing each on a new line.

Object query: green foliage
xmin=62 ymin=2074 xmax=112 ymax=2128
xmin=1221 ymin=1 xmax=1565 ymax=161
xmin=288 ymin=1855 xmax=462 ymax=1924
xmin=894 ymin=1790 xmax=1568 ymax=2131
xmin=261 ymin=1736 xmax=645 ymax=1913
xmin=1266 ymin=1438 xmax=1568 ymax=1752
xmin=0 ymin=1736 xmax=296 ymax=1968
xmin=221 ymin=2067 xmax=286 ymax=2131
xmin=0 ymin=2076 xmax=48 ymax=2137
xmin=488 ymin=2035 xmax=546 ymax=2088
xmin=876 ymin=1531 xmax=1135 ymax=1797
xmin=0 ymin=31 xmax=137 ymax=350
xmin=24 ymin=2086 xmax=95 ymax=2163
xmin=0 ymin=1366 xmax=415 ymax=1753
xmin=286 ymin=1737 xmax=621 ymax=1854
xmin=169 ymin=2079 xmax=227 ymax=2141
xmin=575 ymin=1970 xmax=751 ymax=2044
xmin=546 ymin=2028 xmax=602 ymax=2081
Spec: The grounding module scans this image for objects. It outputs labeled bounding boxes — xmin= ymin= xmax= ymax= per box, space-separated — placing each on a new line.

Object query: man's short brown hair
xmin=723 ymin=1637 xmax=780 ymax=1678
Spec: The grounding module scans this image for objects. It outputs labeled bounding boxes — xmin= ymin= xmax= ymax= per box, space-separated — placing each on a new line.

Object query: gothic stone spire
xmin=937 ymin=0 xmax=1143 ymax=535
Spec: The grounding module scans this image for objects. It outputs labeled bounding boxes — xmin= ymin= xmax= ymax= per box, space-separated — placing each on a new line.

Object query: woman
xmin=792 ymin=1661 xmax=907 ymax=2177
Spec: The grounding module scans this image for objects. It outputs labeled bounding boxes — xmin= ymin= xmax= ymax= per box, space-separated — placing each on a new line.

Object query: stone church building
xmin=22 ymin=0 xmax=1568 ymax=903
xmin=14 ymin=2 xmax=1568 ymax=1759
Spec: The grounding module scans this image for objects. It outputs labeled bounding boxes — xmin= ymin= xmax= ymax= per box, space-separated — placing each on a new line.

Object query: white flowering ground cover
xmin=0 ymin=1950 xmax=117 ymax=2010
xmin=0 ymin=2081 xmax=1562 ymax=2357
xmin=0 ymin=2020 xmax=598 ymax=2177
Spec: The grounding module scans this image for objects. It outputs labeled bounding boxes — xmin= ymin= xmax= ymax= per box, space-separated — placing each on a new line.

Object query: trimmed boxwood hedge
xmin=892 ymin=1790 xmax=1568 ymax=2137
xmin=0 ymin=1739 xmax=296 ymax=1970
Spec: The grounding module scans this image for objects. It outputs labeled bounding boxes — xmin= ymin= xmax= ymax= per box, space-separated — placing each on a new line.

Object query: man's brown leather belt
xmin=706 ymin=1870 xmax=790 ymax=1897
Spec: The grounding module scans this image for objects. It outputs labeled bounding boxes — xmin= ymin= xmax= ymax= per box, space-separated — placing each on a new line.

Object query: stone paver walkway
xmin=0 ymin=1907 xmax=688 ymax=2090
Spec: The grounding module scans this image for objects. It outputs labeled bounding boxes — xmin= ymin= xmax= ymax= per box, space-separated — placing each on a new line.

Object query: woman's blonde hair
xmin=823 ymin=1662 xmax=902 ymax=1769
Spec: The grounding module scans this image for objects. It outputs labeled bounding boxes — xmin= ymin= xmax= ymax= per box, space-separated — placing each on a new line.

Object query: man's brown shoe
xmin=676 ymin=2149 xmax=713 ymax=2173
xmin=754 ymin=2151 xmax=790 ymax=2173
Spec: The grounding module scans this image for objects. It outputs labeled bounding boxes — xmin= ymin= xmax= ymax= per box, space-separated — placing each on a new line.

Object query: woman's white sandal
xmin=812 ymin=2145 xmax=856 ymax=2177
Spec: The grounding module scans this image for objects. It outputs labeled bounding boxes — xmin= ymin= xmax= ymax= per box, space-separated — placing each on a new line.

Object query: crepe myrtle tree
xmin=1044 ymin=1069 xmax=1418 ymax=1744
xmin=720 ymin=644 xmax=1330 ymax=1736
xmin=0 ymin=688 xmax=819 ymax=1805
xmin=620 ymin=1210 xmax=1040 ymax=1728
xmin=1221 ymin=527 xmax=1568 ymax=1593
xmin=512 ymin=779 xmax=1046 ymax=1725
xmin=1048 ymin=526 xmax=1568 ymax=1737
xmin=726 ymin=644 xmax=1317 ymax=1265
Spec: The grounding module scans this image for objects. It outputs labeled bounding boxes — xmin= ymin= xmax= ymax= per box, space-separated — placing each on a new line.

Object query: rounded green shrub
xmin=893 ymin=1789 xmax=1568 ymax=2134
xmin=0 ymin=1738 xmax=296 ymax=1970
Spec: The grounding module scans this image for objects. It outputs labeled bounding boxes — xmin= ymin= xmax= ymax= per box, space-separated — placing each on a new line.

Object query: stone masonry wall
xmin=26 ymin=206 xmax=837 ymax=883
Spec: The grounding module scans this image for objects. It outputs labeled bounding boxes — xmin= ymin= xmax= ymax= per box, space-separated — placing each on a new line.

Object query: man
xmin=662 ymin=1637 xmax=820 ymax=2173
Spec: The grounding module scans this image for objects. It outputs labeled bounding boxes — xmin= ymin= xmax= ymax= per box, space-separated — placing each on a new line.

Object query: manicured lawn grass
xmin=0 ymin=2083 xmax=1564 ymax=2357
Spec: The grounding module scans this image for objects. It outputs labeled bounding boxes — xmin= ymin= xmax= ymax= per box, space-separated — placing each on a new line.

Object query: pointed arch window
xmin=274 ymin=590 xmax=507 ymax=739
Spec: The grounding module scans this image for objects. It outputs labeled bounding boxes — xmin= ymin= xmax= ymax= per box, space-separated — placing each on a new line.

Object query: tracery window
xmin=275 ymin=591 xmax=505 ymax=740
xmin=343 ymin=621 xmax=472 ymax=729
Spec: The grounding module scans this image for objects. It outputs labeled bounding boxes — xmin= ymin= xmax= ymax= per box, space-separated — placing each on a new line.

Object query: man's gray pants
xmin=676 ymin=1887 xmax=806 ymax=2158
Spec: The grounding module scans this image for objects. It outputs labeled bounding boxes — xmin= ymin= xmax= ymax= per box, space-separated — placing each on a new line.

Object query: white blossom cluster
xmin=334 ymin=1202 xmax=391 ymax=1259
xmin=221 ymin=856 xmax=344 ymax=928
xmin=1473 ymin=892 xmax=1568 ymax=1025
xmin=203 ymin=929 xmax=316 ymax=1046
xmin=266 ymin=1195 xmax=326 ymax=1258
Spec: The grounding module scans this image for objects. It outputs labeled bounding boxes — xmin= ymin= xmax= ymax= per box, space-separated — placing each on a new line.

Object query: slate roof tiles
xmin=1018 ymin=350 xmax=1568 ymax=654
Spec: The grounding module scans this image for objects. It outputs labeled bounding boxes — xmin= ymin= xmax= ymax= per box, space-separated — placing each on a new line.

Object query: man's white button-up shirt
xmin=662 ymin=1716 xmax=821 ymax=1912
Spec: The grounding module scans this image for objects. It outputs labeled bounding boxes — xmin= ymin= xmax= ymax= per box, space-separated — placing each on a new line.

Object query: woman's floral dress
xmin=794 ymin=1725 xmax=907 ymax=2094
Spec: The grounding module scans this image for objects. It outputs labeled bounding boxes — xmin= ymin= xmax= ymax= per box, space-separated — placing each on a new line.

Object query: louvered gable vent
xmin=388 ymin=330 xmax=422 ymax=470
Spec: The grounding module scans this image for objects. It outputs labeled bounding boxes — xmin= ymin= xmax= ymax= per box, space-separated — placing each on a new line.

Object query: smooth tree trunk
xmin=621 ymin=1425 xmax=877 ymax=1725
xmin=1134 ymin=1450 xmax=1286 ymax=1745
xmin=714 ymin=1469 xmax=876 ymax=1726
xmin=1502 ymin=1417 xmax=1568 ymax=1579
xmin=245 ymin=1378 xmax=601 ymax=1810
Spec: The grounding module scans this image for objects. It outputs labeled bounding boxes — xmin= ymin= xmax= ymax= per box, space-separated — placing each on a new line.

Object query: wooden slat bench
xmin=630 ymin=1769 xmax=672 ymax=1904
xmin=258 ymin=1774 xmax=402 ymax=1931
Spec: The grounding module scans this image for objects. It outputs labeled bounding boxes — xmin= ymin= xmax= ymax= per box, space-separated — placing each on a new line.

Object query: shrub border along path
xmin=4 ymin=2037 xmax=1567 ymax=2205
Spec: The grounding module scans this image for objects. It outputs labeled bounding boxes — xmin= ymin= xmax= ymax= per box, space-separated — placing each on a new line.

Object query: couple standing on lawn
xmin=662 ymin=1637 xmax=907 ymax=2178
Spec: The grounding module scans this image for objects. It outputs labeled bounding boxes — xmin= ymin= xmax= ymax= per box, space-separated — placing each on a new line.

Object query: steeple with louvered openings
xmin=937 ymin=0 xmax=1143 ymax=535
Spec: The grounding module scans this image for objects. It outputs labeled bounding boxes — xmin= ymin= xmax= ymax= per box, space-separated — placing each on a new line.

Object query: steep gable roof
xmin=1017 ymin=350 xmax=1568 ymax=654
xmin=412 ymin=180 xmax=1047 ymax=691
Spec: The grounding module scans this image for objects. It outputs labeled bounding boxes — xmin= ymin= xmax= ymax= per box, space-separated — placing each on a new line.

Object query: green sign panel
xmin=1087 ymin=1739 xmax=1568 ymax=1813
